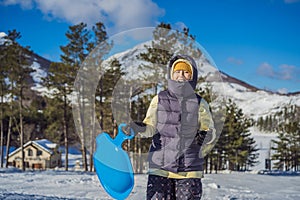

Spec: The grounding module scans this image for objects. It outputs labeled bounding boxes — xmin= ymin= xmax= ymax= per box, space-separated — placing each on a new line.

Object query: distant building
xmin=8 ymin=139 xmax=61 ymax=170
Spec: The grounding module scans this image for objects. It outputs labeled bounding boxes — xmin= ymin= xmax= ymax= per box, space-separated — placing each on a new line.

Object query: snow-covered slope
xmin=107 ymin=41 xmax=300 ymax=122
xmin=0 ymin=32 xmax=51 ymax=96
xmin=210 ymin=81 xmax=300 ymax=120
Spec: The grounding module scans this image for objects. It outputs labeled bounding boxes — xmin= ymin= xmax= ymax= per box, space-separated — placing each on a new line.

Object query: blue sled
xmin=94 ymin=123 xmax=135 ymax=200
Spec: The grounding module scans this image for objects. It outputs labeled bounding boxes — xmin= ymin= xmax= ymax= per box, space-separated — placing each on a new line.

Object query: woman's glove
xmin=195 ymin=130 xmax=207 ymax=146
xmin=195 ymin=129 xmax=216 ymax=146
xmin=123 ymin=121 xmax=147 ymax=136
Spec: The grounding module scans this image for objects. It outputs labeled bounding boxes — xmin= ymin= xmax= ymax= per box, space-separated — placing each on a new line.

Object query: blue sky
xmin=1 ymin=0 xmax=299 ymax=93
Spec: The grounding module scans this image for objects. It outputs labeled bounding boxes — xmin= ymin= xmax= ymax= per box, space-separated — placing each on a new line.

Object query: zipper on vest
xmin=177 ymin=97 xmax=185 ymax=171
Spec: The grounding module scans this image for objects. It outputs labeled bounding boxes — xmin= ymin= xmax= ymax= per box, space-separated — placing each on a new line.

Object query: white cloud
xmin=278 ymin=64 xmax=295 ymax=80
xmin=257 ymin=62 xmax=276 ymax=78
xmin=1 ymin=0 xmax=34 ymax=9
xmin=2 ymin=0 xmax=165 ymax=34
xmin=257 ymin=62 xmax=299 ymax=81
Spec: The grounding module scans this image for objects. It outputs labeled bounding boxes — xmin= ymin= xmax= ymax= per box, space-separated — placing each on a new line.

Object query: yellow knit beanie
xmin=172 ymin=59 xmax=193 ymax=75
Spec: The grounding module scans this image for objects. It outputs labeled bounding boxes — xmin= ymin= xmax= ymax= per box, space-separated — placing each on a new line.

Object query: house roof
xmin=9 ymin=139 xmax=57 ymax=157
xmin=33 ymin=139 xmax=57 ymax=153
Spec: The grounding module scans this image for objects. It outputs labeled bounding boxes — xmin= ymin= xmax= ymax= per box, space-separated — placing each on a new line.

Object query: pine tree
xmin=45 ymin=21 xmax=113 ymax=171
xmin=99 ymin=58 xmax=125 ymax=132
xmin=271 ymin=105 xmax=300 ymax=171
xmin=255 ymin=104 xmax=299 ymax=171
xmin=44 ymin=62 xmax=77 ymax=171
xmin=2 ymin=30 xmax=35 ymax=170
xmin=44 ymin=22 xmax=91 ymax=170
xmin=257 ymin=117 xmax=263 ymax=131
xmin=137 ymin=23 xmax=174 ymax=94
xmin=174 ymin=27 xmax=202 ymax=59
xmin=271 ymin=131 xmax=289 ymax=170
xmin=137 ymin=22 xmax=202 ymax=95
xmin=0 ymin=33 xmax=10 ymax=167
xmin=216 ymin=99 xmax=258 ymax=171
xmin=70 ymin=21 xmax=114 ymax=172
xmin=1 ymin=37 xmax=16 ymax=166
xmin=23 ymin=96 xmax=47 ymax=140
xmin=198 ymin=85 xmax=226 ymax=173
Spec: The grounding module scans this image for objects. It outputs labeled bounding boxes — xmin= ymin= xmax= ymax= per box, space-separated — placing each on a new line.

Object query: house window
xmin=37 ymin=150 xmax=43 ymax=156
xmin=28 ymin=149 xmax=33 ymax=156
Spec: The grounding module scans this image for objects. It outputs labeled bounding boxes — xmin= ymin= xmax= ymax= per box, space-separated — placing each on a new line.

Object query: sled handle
xmin=114 ymin=123 xmax=135 ymax=147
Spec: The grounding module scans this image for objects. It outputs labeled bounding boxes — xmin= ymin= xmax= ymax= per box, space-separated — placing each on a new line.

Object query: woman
xmin=130 ymin=54 xmax=215 ymax=200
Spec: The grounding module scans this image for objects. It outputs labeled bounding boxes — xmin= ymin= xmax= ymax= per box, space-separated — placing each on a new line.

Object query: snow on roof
xmin=33 ymin=139 xmax=57 ymax=154
xmin=9 ymin=139 xmax=58 ymax=157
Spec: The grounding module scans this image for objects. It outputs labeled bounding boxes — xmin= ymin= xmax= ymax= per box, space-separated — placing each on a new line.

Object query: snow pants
xmin=146 ymin=175 xmax=202 ymax=200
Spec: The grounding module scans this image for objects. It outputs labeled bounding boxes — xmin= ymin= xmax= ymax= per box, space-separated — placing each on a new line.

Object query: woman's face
xmin=172 ymin=70 xmax=192 ymax=82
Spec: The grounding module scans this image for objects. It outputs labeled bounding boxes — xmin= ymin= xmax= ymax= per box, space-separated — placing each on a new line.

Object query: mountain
xmin=0 ymin=31 xmax=51 ymax=85
xmin=210 ymin=75 xmax=299 ymax=120
xmin=0 ymin=32 xmax=51 ymax=106
xmin=2 ymin=33 xmax=298 ymax=170
xmin=1 ymin=31 xmax=299 ymax=122
xmin=28 ymin=52 xmax=51 ymax=94
xmin=106 ymin=42 xmax=300 ymax=122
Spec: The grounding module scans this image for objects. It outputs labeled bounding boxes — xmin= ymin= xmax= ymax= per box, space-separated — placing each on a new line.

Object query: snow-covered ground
xmin=0 ymin=167 xmax=299 ymax=200
xmin=1 ymin=115 xmax=297 ymax=200
xmin=1 ymin=128 xmax=298 ymax=199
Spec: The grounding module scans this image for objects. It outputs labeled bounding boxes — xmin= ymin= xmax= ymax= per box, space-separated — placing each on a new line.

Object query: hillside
xmin=106 ymin=42 xmax=300 ymax=122
xmin=1 ymin=31 xmax=299 ymax=125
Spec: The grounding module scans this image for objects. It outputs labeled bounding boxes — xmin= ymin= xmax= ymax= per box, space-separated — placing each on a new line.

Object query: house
xmin=8 ymin=139 xmax=61 ymax=170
